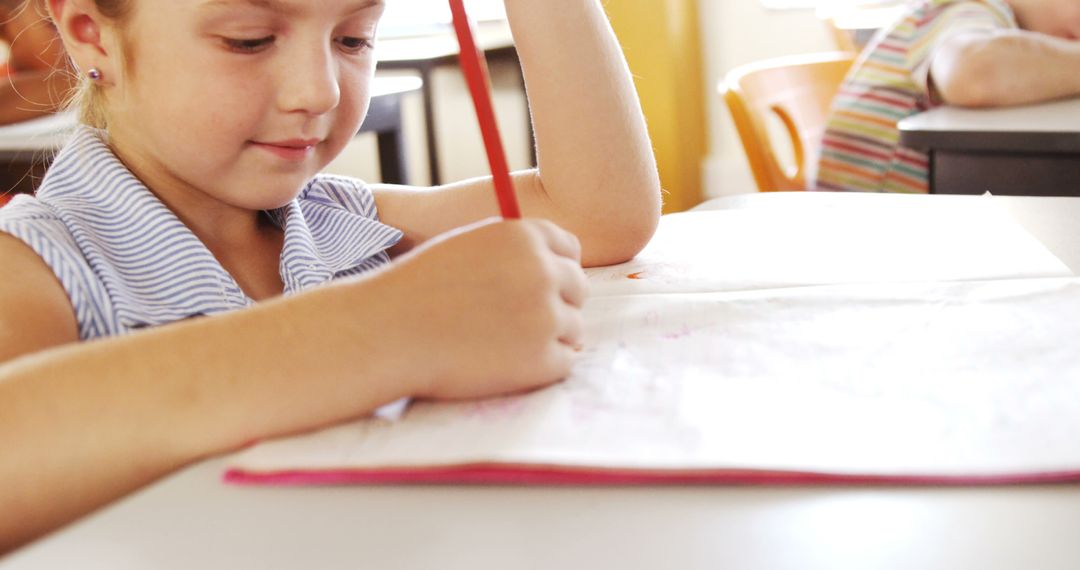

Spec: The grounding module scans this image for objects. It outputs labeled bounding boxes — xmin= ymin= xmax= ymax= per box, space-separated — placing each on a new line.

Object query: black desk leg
xmin=376 ymin=128 xmax=408 ymax=185
xmin=419 ymin=66 xmax=442 ymax=186
xmin=362 ymin=87 xmax=411 ymax=185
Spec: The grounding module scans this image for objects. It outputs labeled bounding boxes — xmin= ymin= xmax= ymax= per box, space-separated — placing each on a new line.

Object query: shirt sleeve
xmin=0 ymin=196 xmax=113 ymax=339
xmin=295 ymin=174 xmax=404 ymax=278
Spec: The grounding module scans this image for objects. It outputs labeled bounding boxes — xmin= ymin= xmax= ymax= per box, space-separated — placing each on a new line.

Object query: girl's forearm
xmin=932 ymin=30 xmax=1080 ymax=107
xmin=0 ymin=275 xmax=411 ymax=551
xmin=504 ymin=0 xmax=661 ymax=265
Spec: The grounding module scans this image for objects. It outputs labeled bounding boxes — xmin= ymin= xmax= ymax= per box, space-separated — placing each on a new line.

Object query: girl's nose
xmin=278 ymin=45 xmax=341 ymax=116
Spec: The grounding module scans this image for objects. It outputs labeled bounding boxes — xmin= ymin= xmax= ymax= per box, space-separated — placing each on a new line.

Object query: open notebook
xmin=227 ymin=197 xmax=1080 ymax=485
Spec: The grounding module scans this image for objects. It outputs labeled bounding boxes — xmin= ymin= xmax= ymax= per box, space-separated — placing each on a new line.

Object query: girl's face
xmin=106 ymin=0 xmax=384 ymax=211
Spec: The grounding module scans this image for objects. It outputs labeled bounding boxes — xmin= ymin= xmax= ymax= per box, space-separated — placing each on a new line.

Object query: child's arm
xmin=930 ymin=30 xmax=1080 ymax=107
xmin=0 ymin=218 xmax=586 ymax=551
xmin=373 ymin=0 xmax=662 ymax=268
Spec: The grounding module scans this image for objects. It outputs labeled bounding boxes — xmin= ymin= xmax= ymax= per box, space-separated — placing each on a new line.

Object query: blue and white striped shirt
xmin=0 ymin=127 xmax=403 ymax=340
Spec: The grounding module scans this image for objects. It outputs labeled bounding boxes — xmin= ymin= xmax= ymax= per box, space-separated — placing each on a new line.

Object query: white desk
xmin=898 ymin=97 xmax=1080 ymax=196
xmin=4 ymin=192 xmax=1080 ymax=570
xmin=703 ymin=191 xmax=1080 ymax=272
xmin=0 ymin=112 xmax=77 ymax=161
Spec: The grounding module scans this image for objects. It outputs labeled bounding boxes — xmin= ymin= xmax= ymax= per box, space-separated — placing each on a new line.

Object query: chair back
xmin=721 ymin=52 xmax=856 ymax=192
xmin=823 ymin=18 xmax=860 ymax=53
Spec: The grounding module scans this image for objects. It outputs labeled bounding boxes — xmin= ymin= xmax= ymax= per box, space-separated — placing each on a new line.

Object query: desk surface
xmin=898 ymin=97 xmax=1080 ymax=153
xmin=4 ymin=192 xmax=1080 ymax=570
xmin=704 ymin=191 xmax=1080 ymax=271
xmin=0 ymin=112 xmax=75 ymax=155
xmin=376 ymin=20 xmax=515 ymax=66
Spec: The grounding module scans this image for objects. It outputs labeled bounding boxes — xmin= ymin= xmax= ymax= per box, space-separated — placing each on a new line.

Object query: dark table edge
xmin=899 ymin=128 xmax=1080 ymax=154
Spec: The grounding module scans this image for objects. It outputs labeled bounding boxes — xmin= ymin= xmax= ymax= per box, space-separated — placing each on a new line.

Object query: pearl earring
xmin=87 ymin=68 xmax=103 ymax=81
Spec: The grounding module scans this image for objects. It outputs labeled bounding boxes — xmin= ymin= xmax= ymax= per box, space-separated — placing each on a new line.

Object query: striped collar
xmin=35 ymin=127 xmax=402 ymax=320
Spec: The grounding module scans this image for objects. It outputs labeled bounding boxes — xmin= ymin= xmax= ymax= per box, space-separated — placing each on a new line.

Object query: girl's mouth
xmin=251 ymin=139 xmax=321 ymax=161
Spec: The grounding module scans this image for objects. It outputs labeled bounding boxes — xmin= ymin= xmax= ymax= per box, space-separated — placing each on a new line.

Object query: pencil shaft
xmin=449 ymin=0 xmax=521 ymax=219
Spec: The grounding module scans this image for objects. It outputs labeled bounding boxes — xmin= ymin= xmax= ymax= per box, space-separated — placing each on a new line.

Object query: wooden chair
xmin=824 ymin=18 xmax=860 ymax=53
xmin=721 ymin=52 xmax=856 ymax=192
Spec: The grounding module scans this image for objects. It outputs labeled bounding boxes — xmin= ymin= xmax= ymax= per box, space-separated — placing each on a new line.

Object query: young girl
xmin=0 ymin=0 xmax=660 ymax=552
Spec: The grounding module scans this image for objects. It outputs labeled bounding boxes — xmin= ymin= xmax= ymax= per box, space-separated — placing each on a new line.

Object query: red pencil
xmin=448 ymin=0 xmax=521 ymax=219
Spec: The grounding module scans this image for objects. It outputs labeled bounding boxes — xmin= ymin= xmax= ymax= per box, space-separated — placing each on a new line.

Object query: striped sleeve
xmin=0 ymin=197 xmax=113 ymax=339
xmin=293 ymin=174 xmax=403 ymax=281
xmin=304 ymin=174 xmax=383 ymax=220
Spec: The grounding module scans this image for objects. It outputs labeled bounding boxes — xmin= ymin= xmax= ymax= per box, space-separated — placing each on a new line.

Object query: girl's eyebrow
xmin=201 ymin=0 xmax=383 ymax=17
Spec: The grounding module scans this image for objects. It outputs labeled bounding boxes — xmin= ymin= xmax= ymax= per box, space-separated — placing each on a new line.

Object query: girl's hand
xmin=376 ymin=217 xmax=587 ymax=400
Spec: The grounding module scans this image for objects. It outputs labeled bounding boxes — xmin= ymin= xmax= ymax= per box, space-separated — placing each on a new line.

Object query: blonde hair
xmin=63 ymin=0 xmax=133 ymax=129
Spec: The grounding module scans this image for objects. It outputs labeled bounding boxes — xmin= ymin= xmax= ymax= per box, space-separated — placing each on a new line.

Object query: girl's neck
xmin=106 ymin=135 xmax=287 ymax=300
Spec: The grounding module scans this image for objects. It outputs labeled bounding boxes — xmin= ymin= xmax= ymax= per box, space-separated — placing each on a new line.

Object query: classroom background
xmin=0 ymin=0 xmax=899 ymax=208
xmin=328 ymin=0 xmax=859 ymax=213
xmin=11 ymin=2 xmax=1080 ymax=566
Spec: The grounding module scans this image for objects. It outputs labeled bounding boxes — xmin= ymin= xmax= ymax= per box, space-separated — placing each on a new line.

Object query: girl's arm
xmin=930 ymin=30 xmax=1080 ymax=107
xmin=373 ymin=0 xmax=662 ymax=268
xmin=0 ymin=218 xmax=586 ymax=551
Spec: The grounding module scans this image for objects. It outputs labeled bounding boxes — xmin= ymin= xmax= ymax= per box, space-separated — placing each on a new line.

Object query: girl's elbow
xmin=937 ymin=73 xmax=1004 ymax=107
xmin=620 ymin=180 xmax=663 ymax=259
xmin=934 ymin=44 xmax=1011 ymax=108
xmin=584 ymin=197 xmax=661 ymax=266
xmin=625 ymin=220 xmax=659 ymax=262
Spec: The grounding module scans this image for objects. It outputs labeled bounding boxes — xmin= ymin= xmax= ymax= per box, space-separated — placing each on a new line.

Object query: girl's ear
xmin=47 ymin=0 xmax=118 ymax=84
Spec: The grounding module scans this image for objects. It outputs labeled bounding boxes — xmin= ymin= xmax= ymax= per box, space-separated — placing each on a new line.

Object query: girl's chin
xmin=229 ymin=183 xmax=312 ymax=212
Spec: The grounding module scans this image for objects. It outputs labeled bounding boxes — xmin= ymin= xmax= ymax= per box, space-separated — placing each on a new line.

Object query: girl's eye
xmin=223 ymin=36 xmax=275 ymax=54
xmin=336 ymin=36 xmax=374 ymax=54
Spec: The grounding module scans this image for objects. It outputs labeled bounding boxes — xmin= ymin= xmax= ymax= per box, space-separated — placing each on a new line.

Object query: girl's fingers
xmin=554 ymin=256 xmax=588 ymax=308
xmin=543 ymin=337 xmax=579 ymax=381
xmin=555 ymin=300 xmax=585 ymax=349
xmin=530 ymin=219 xmax=582 ymax=263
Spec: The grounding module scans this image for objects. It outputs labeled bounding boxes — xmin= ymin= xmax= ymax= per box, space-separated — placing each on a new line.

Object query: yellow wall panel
xmin=604 ymin=0 xmax=708 ymax=213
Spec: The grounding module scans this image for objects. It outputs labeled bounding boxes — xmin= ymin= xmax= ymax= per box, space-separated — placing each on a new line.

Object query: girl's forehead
xmin=192 ymin=0 xmax=384 ymax=12
xmin=131 ymin=0 xmax=385 ymax=24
